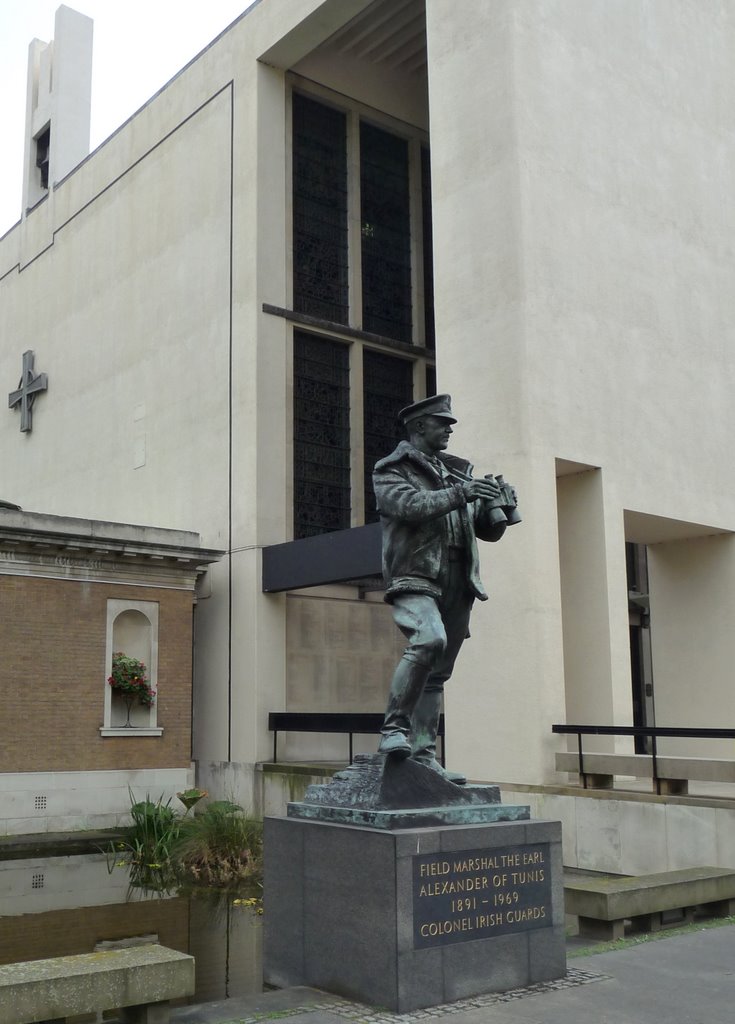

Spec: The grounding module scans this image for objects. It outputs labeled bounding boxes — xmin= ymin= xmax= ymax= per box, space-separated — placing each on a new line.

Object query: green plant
xmin=129 ymin=793 xmax=178 ymax=856
xmin=108 ymin=652 xmax=156 ymax=707
xmin=105 ymin=790 xmax=181 ymax=891
xmin=176 ymin=787 xmax=208 ymax=812
xmin=173 ymin=799 xmax=263 ymax=887
xmin=105 ymin=790 xmax=263 ymax=893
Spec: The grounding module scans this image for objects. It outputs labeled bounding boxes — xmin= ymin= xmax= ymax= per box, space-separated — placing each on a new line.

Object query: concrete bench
xmin=556 ymin=750 xmax=735 ymax=794
xmin=0 ymin=943 xmax=194 ymax=1024
xmin=565 ymin=866 xmax=735 ymax=941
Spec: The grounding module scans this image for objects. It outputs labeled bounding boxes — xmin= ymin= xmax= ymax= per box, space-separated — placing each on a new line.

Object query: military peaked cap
xmin=398 ymin=393 xmax=457 ymax=425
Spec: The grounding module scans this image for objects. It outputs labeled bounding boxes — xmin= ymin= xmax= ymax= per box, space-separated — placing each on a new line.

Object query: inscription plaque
xmin=413 ymin=842 xmax=552 ymax=948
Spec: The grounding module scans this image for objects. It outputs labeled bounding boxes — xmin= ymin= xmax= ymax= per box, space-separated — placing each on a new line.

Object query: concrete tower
xmin=22 ymin=5 xmax=93 ymax=215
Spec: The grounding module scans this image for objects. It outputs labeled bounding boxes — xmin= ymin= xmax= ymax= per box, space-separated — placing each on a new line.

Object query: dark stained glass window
xmin=290 ymin=90 xmax=437 ymax=539
xmin=292 ymin=93 xmax=348 ymax=324
xmin=421 ymin=145 xmax=435 ymax=350
xmin=293 ymin=332 xmax=351 ymax=538
xmin=425 ymin=364 xmax=437 ymax=399
xmin=363 ymin=350 xmax=414 ymax=523
xmin=360 ymin=122 xmax=412 ymax=343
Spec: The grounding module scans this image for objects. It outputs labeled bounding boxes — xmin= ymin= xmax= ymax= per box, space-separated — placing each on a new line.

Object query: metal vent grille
xmin=34 ymin=795 xmax=47 ymax=811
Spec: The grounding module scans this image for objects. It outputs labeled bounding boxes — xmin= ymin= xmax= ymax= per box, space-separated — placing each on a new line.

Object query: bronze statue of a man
xmin=373 ymin=394 xmax=517 ymax=784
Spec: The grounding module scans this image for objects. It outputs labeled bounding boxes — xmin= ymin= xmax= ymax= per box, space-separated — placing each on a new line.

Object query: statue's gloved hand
xmin=462 ymin=477 xmax=501 ymax=502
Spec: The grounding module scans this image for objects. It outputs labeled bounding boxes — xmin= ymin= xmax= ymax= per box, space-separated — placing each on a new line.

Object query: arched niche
xmin=102 ymin=599 xmax=162 ymax=735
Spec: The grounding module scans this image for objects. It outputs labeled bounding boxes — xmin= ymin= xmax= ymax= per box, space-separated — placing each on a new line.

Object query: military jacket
xmin=372 ymin=441 xmax=506 ymax=603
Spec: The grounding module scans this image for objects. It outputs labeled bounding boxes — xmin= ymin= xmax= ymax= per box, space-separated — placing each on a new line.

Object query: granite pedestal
xmin=263 ymin=814 xmax=566 ymax=1012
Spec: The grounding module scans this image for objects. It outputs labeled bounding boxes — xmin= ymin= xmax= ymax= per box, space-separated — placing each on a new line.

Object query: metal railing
xmin=552 ymin=724 xmax=735 ymax=794
xmin=268 ymin=711 xmax=446 ymax=766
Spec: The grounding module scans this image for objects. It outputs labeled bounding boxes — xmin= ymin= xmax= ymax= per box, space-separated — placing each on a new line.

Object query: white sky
xmin=0 ymin=1 xmax=257 ymax=237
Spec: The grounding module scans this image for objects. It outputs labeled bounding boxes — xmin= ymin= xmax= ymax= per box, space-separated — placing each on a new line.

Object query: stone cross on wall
xmin=8 ymin=351 xmax=48 ymax=432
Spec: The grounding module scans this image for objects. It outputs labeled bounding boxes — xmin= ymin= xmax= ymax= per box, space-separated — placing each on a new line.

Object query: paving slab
xmin=172 ymin=923 xmax=735 ymax=1024
xmin=170 ymin=985 xmax=350 ymax=1023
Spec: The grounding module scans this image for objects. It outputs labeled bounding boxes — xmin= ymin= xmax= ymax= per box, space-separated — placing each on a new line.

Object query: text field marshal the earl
xmin=413 ymin=842 xmax=552 ymax=949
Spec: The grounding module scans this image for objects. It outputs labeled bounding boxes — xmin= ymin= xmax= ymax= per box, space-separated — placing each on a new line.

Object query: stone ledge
xmin=0 ymin=943 xmax=194 ymax=1024
xmin=259 ymin=762 xmax=340 ymax=778
xmin=556 ymin=751 xmax=735 ymax=794
xmin=499 ymin=780 xmax=735 ymax=809
xmin=0 ymin=828 xmax=124 ymax=860
xmin=565 ymin=866 xmax=735 ymax=941
xmin=100 ymin=727 xmax=164 ymax=737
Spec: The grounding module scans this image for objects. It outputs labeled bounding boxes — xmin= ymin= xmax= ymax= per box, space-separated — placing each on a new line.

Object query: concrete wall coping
xmin=0 ymin=508 xmax=223 ymax=565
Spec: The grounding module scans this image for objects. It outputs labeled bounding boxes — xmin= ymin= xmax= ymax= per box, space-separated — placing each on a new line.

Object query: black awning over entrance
xmin=262 ymin=523 xmax=382 ymax=592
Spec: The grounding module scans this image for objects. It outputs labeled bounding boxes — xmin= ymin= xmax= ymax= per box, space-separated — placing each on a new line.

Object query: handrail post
xmin=651 ymin=730 xmax=660 ymax=795
xmin=578 ymin=731 xmax=587 ymax=789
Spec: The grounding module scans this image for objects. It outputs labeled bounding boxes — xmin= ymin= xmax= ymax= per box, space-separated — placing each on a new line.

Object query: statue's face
xmin=421 ymin=415 xmax=453 ymax=452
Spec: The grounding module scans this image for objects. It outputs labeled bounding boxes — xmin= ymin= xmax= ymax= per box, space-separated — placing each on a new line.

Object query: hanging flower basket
xmin=108 ymin=652 xmax=156 ymax=726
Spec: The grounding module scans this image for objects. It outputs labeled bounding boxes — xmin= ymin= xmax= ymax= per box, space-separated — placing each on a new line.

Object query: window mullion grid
xmin=286 ymin=328 xmax=296 ymax=535
xmin=347 ymin=109 xmax=363 ymax=331
xmin=285 ymin=92 xmax=295 ymax=311
xmin=350 ymin=341 xmax=366 ymax=527
xmin=348 ymin=108 xmax=366 ymax=526
xmin=408 ymin=136 xmax=424 ymax=347
xmin=289 ymin=84 xmax=437 ymax=535
xmin=412 ymin=357 xmax=426 ymax=403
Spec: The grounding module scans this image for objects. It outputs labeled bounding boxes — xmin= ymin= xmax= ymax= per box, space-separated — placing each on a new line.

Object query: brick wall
xmin=0 ymin=897 xmax=190 ymax=965
xmin=0 ymin=575 xmax=194 ymax=772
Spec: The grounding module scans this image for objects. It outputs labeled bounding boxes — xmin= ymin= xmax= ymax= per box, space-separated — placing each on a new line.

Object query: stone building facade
xmin=2 ymin=0 xmax=735 ymax=811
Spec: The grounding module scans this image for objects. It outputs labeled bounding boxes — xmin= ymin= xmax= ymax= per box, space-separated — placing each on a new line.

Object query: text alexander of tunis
xmin=413 ymin=845 xmax=550 ymax=945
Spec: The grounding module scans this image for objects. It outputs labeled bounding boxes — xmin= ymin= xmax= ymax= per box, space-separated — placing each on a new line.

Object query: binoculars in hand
xmin=484 ymin=474 xmax=522 ymax=527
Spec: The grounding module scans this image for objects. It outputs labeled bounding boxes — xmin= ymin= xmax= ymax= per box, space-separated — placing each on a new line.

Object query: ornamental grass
xmin=107 ymin=790 xmax=262 ymax=892
xmin=173 ymin=800 xmax=263 ymax=887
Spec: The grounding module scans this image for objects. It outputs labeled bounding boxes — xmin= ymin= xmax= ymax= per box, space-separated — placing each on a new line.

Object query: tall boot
xmin=410 ymin=689 xmax=467 ymax=785
xmin=378 ymin=656 xmax=430 ymax=758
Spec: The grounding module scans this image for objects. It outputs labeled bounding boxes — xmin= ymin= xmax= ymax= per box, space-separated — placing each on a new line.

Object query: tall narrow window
xmin=36 ymin=127 xmax=51 ymax=191
xmin=292 ymin=93 xmax=348 ymax=324
xmin=421 ymin=145 xmax=435 ymax=351
xmin=293 ymin=332 xmax=351 ymax=538
xmin=363 ymin=350 xmax=414 ymax=523
xmin=425 ymin=364 xmax=437 ymax=399
xmin=289 ymin=88 xmax=435 ymax=539
xmin=360 ymin=122 xmax=412 ymax=343
xmin=627 ymin=542 xmax=654 ymax=754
